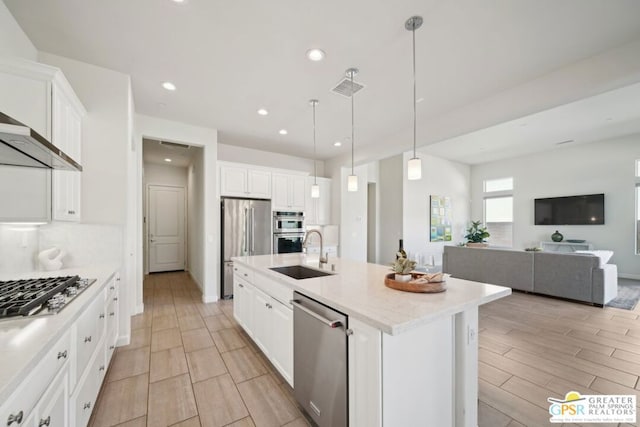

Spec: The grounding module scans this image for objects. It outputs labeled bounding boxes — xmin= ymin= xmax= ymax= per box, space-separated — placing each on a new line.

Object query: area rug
xmin=606 ymin=279 xmax=640 ymax=310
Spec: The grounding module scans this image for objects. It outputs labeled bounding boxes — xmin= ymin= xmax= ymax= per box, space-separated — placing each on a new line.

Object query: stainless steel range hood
xmin=0 ymin=112 xmax=82 ymax=171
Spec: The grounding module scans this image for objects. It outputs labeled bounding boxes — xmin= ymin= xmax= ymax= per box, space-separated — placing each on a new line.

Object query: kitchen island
xmin=232 ymin=253 xmax=511 ymax=427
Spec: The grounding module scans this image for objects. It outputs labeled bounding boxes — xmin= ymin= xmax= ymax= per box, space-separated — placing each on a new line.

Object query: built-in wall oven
xmin=273 ymin=211 xmax=305 ymax=254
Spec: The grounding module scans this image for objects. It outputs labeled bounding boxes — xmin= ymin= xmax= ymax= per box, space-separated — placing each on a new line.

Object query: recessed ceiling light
xmin=257 ymin=108 xmax=268 ymax=116
xmin=306 ymin=48 xmax=325 ymax=62
xmin=164 ymin=158 xmax=172 ymax=162
xmin=162 ymin=82 xmax=176 ymax=91
xmin=333 ymin=141 xmax=342 ymax=147
xmin=279 ymin=129 xmax=288 ymax=135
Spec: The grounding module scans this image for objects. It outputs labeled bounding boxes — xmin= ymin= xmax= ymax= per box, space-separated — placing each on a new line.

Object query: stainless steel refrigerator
xmin=221 ymin=198 xmax=272 ymax=298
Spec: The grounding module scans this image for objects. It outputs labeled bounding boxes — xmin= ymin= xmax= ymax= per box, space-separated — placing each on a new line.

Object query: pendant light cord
xmin=312 ymin=101 xmax=317 ymax=185
xmin=412 ymin=23 xmax=417 ymax=159
xmin=351 ymin=71 xmax=355 ymax=175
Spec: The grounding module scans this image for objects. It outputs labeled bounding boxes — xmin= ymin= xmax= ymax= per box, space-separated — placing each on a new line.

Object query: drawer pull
xmin=110 ymin=345 xmax=115 ymax=350
xmin=38 ymin=416 xmax=51 ymax=427
xmin=109 ymin=312 xmax=115 ymax=316
xmin=99 ymin=365 xmax=105 ymax=372
xmin=243 ymin=273 xmax=248 ymax=277
xmin=84 ymin=336 xmax=92 ymax=343
xmin=99 ymin=313 xmax=105 ymax=319
xmin=7 ymin=411 xmax=23 ymax=425
xmin=110 ymin=286 xmax=115 ymax=290
xmin=116 ymin=277 xmax=121 ymax=281
xmin=113 ymin=297 xmax=118 ymax=301
xmin=68 ymin=210 xmax=75 ymax=215
xmin=238 ymin=283 xmax=244 ymax=288
xmin=57 ymin=350 xmax=68 ymax=359
xmin=83 ymin=402 xmax=91 ymax=410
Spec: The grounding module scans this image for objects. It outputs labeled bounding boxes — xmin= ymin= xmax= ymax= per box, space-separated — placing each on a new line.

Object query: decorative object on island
xmin=391 ymin=255 xmax=416 ymax=281
xmin=465 ymin=220 xmax=490 ymax=247
xmin=430 ymin=195 xmax=453 ymax=241
xmin=405 ymin=15 xmax=423 ymax=180
xmin=551 ymin=230 xmax=564 ymax=242
xmin=396 ymin=239 xmax=407 ymax=260
xmin=346 ymin=67 xmax=358 ymax=192
xmin=385 ymin=272 xmax=447 ymax=293
xmin=309 ymin=99 xmax=320 ymax=198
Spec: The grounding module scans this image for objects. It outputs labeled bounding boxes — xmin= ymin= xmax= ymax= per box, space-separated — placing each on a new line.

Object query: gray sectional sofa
xmin=442 ymin=246 xmax=618 ymax=305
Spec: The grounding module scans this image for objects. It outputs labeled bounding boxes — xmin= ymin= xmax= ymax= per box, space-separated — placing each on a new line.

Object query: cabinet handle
xmin=38 ymin=416 xmax=51 ymax=427
xmin=110 ymin=345 xmax=115 ymax=350
xmin=99 ymin=313 xmax=105 ymax=319
xmin=110 ymin=286 xmax=115 ymax=290
xmin=7 ymin=411 xmax=23 ymax=425
xmin=83 ymin=402 xmax=91 ymax=410
xmin=116 ymin=277 xmax=121 ymax=281
xmin=68 ymin=210 xmax=75 ymax=215
xmin=84 ymin=336 xmax=92 ymax=343
xmin=243 ymin=273 xmax=248 ymax=277
xmin=113 ymin=297 xmax=118 ymax=301
xmin=109 ymin=312 xmax=115 ymax=316
xmin=57 ymin=350 xmax=68 ymax=359
xmin=238 ymin=283 xmax=244 ymax=288
xmin=99 ymin=365 xmax=105 ymax=372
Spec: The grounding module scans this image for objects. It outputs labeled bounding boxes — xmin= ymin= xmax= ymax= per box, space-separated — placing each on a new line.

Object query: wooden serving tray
xmin=384 ymin=273 xmax=446 ymax=293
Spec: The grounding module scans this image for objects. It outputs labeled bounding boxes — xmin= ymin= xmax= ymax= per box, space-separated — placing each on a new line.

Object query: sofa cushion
xmin=575 ymin=250 xmax=614 ymax=267
xmin=533 ymin=252 xmax=599 ymax=302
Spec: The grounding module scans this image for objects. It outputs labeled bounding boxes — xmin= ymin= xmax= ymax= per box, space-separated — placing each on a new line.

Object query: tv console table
xmin=540 ymin=241 xmax=594 ymax=252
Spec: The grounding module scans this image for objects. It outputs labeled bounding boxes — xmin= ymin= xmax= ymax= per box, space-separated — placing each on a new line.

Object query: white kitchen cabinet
xmin=305 ymin=176 xmax=331 ymax=225
xmin=0 ymin=57 xmax=85 ymax=223
xmin=32 ymin=364 xmax=69 ymax=427
xmin=72 ymin=288 xmax=106 ymax=390
xmin=220 ymin=164 xmax=271 ymax=198
xmin=71 ymin=335 xmax=106 ymax=427
xmin=52 ymin=81 xmax=84 ymax=222
xmin=348 ymin=317 xmax=382 ymax=427
xmin=233 ymin=271 xmax=294 ymax=386
xmin=272 ymin=173 xmax=306 ymax=211
xmin=269 ymin=299 xmax=293 ymax=385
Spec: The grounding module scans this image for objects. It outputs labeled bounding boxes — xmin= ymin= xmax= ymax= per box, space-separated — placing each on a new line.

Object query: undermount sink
xmin=269 ymin=265 xmax=333 ymax=280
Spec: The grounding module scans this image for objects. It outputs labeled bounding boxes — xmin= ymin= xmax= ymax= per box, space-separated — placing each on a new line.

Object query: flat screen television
xmin=534 ymin=193 xmax=604 ymax=225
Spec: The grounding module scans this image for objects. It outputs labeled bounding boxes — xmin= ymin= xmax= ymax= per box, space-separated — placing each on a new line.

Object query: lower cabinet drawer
xmin=74 ymin=289 xmax=106 ymax=389
xmin=34 ymin=363 xmax=69 ymax=427
xmin=72 ymin=337 xmax=106 ymax=427
xmin=0 ymin=331 xmax=70 ymax=427
xmin=106 ymin=296 xmax=118 ymax=363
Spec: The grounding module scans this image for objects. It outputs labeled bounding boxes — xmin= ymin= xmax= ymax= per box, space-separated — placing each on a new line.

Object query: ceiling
xmin=143 ymin=138 xmax=198 ymax=167
xmin=6 ymin=0 xmax=640 ymax=162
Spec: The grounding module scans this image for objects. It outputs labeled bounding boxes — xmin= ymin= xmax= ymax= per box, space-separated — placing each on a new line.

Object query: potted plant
xmin=391 ymin=255 xmax=416 ymax=282
xmin=464 ymin=221 xmax=490 ymax=247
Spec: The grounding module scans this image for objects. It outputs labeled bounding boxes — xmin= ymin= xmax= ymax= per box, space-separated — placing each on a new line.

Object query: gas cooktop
xmin=0 ymin=275 xmax=96 ymax=319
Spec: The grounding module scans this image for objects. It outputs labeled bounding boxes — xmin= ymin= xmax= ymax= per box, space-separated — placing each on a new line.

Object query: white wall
xmin=218 ymin=143 xmax=323 ymax=176
xmin=135 ymin=114 xmax=217 ymax=304
xmin=188 ymin=148 xmax=205 ymax=288
xmin=403 ymin=152 xmax=471 ymax=266
xmin=0 ymin=225 xmax=38 ymax=274
xmin=471 ymin=135 xmax=640 ymax=278
xmin=0 ymin=1 xmax=36 ymax=60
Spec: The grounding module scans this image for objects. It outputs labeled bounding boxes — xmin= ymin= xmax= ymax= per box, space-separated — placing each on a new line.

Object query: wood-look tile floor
xmin=91 ymin=272 xmax=640 ymax=427
xmin=88 ymin=272 xmax=310 ymax=427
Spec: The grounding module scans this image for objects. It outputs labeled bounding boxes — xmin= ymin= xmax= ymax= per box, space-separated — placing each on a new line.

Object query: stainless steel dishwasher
xmin=291 ymin=291 xmax=349 ymax=427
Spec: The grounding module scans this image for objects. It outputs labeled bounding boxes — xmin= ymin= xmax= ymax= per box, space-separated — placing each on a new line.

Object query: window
xmin=484 ymin=177 xmax=514 ymax=247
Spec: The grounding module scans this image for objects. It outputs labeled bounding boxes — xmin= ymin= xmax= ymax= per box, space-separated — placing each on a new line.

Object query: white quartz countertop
xmin=0 ymin=264 xmax=118 ymax=405
xmin=232 ymin=254 xmax=511 ymax=335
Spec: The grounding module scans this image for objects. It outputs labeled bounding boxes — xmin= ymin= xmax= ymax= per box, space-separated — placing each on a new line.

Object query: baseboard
xmin=202 ymin=294 xmax=219 ymax=303
xmin=619 ymin=273 xmax=640 ymax=281
xmin=117 ymin=334 xmax=131 ymax=347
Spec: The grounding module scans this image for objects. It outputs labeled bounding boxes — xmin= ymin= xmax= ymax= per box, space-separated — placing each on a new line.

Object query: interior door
xmin=148 ymin=185 xmax=185 ymax=272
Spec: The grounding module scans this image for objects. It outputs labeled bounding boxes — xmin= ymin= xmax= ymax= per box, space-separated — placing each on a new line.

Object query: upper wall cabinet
xmin=305 ymin=176 xmax=331 ymax=225
xmin=220 ymin=164 xmax=271 ymax=199
xmin=0 ymin=58 xmax=86 ymax=222
xmin=272 ymin=173 xmax=306 ymax=211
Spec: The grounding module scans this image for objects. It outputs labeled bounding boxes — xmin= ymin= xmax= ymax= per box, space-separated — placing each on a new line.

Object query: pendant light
xmin=346 ymin=67 xmax=358 ymax=192
xmin=406 ymin=15 xmax=423 ymax=180
xmin=310 ymin=99 xmax=320 ymax=198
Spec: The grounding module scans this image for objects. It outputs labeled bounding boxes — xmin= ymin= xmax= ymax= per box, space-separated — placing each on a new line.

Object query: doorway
xmin=147 ymin=184 xmax=185 ymax=272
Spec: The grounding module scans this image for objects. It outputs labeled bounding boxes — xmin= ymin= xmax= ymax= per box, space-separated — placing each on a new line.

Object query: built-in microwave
xmin=273 ymin=211 xmax=304 ymax=233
